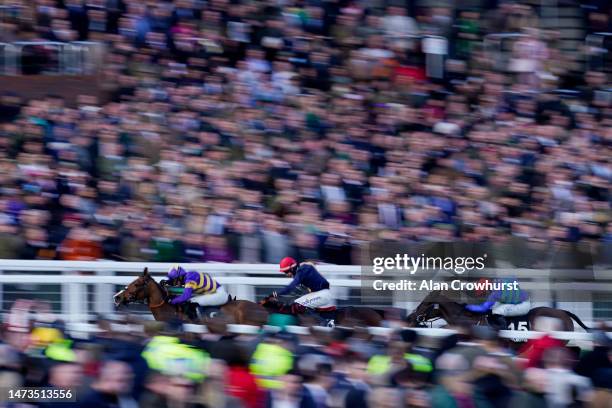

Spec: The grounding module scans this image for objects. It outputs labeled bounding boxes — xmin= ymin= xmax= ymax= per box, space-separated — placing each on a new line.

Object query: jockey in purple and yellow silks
xmin=162 ymin=265 xmax=228 ymax=307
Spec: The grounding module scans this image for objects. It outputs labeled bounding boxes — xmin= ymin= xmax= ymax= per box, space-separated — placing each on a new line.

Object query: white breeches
xmin=492 ymin=300 xmax=531 ymax=316
xmin=294 ymin=289 xmax=335 ymax=309
xmin=191 ymin=286 xmax=228 ymax=306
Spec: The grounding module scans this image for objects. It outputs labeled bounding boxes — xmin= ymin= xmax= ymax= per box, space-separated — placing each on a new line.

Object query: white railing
xmin=0 ymin=260 xmax=360 ymax=274
xmin=0 ymin=261 xmax=363 ymax=321
xmin=1 ymin=260 xmax=611 ymax=322
xmin=62 ymin=322 xmax=610 ymax=346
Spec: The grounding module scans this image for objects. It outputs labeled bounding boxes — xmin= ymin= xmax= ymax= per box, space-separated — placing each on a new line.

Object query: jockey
xmin=466 ymin=278 xmax=531 ymax=317
xmin=161 ymin=265 xmax=228 ymax=307
xmin=267 ymin=257 xmax=336 ymax=314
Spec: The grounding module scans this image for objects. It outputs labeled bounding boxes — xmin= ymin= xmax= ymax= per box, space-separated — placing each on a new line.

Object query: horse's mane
xmin=146 ymin=274 xmax=167 ymax=297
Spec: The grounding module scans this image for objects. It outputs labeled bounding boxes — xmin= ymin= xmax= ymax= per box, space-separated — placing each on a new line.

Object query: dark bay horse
xmin=405 ymin=291 xmax=590 ymax=334
xmin=260 ymin=296 xmax=384 ymax=327
xmin=113 ymin=268 xmax=268 ymax=326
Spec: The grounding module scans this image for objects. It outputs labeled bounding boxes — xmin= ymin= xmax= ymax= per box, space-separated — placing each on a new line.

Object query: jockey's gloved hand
xmin=160 ymin=279 xmax=170 ymax=287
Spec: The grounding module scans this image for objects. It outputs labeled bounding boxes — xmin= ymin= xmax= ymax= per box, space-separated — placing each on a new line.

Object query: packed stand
xmin=0 ymin=0 xmax=610 ymax=264
xmin=1 ymin=302 xmax=612 ymax=408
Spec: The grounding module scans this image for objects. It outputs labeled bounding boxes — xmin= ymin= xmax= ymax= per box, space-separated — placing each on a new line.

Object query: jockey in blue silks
xmin=466 ymin=278 xmax=531 ymax=316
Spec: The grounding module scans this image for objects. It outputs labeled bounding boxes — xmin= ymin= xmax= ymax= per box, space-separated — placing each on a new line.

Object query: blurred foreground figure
xmin=80 ymin=360 xmax=138 ymax=408
xmin=140 ymin=372 xmax=207 ymax=408
xmin=540 ymin=347 xmax=592 ymax=407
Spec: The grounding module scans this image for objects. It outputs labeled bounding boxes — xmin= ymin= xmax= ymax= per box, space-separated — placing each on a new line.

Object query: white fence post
xmin=62 ymin=282 xmax=83 ymax=321
xmin=62 ymin=269 xmax=88 ymax=322
xmin=94 ymin=268 xmax=114 ymax=316
xmin=234 ymin=284 xmax=255 ymax=302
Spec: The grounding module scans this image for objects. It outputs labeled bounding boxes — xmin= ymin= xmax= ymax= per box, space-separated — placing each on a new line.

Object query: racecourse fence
xmin=0 ymin=260 xmax=611 ymax=324
xmin=46 ymin=322 xmax=612 ymax=348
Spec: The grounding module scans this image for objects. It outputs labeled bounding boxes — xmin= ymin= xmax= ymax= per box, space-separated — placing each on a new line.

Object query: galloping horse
xmin=405 ymin=290 xmax=590 ymax=334
xmin=114 ymin=268 xmax=384 ymax=327
xmin=113 ymin=268 xmax=268 ymax=326
xmin=260 ymin=296 xmax=384 ymax=327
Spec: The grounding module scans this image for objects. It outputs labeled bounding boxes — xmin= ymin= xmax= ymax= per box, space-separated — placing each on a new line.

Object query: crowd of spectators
xmin=0 ymin=0 xmax=610 ymax=264
xmin=1 ymin=303 xmax=611 ymax=408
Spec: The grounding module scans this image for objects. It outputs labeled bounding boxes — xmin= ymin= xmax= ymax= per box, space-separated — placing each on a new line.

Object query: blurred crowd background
xmin=0 ymin=0 xmax=609 ymax=264
xmin=0 ymin=302 xmax=611 ymax=408
xmin=1 ymin=1 xmax=611 ymax=407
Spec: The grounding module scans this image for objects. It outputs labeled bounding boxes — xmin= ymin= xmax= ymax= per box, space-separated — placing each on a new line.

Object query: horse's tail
xmin=563 ymin=310 xmax=591 ymax=331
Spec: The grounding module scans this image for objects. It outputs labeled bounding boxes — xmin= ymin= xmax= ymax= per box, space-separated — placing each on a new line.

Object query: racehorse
xmin=405 ymin=290 xmax=591 ymax=334
xmin=259 ymin=295 xmax=384 ymax=327
xmin=113 ymin=268 xmax=268 ymax=326
xmin=114 ymin=268 xmax=383 ymax=327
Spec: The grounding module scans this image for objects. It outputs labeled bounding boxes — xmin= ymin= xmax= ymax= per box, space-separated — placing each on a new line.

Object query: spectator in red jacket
xmin=519 ymin=316 xmax=565 ymax=368
xmin=215 ymin=341 xmax=266 ymax=408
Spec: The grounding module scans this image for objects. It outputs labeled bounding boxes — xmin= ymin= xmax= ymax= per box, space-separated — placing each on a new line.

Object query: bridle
xmin=413 ymin=304 xmax=443 ymax=327
xmin=119 ymin=276 xmax=166 ymax=309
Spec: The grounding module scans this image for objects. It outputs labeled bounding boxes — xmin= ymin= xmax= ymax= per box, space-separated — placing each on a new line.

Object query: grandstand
xmin=0 ymin=0 xmax=611 ymax=406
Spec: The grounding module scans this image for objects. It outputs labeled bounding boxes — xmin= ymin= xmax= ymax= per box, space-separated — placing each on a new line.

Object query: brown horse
xmin=113 ymin=268 xmax=268 ymax=326
xmin=405 ymin=290 xmax=590 ymax=334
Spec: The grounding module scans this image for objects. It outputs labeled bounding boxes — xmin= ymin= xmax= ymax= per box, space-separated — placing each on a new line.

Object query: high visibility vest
xmin=404 ymin=353 xmax=433 ymax=373
xmin=45 ymin=339 xmax=76 ymax=362
xmin=249 ymin=343 xmax=293 ymax=389
xmin=367 ymin=354 xmax=391 ymax=376
xmin=367 ymin=353 xmax=432 ymax=376
xmin=142 ymin=336 xmax=210 ymax=382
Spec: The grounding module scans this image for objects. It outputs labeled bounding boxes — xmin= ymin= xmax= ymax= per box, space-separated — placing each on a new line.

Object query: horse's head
xmin=113 ymin=268 xmax=159 ymax=307
xmin=259 ymin=295 xmax=274 ymax=307
xmin=406 ymin=302 xmax=438 ymax=327
xmin=405 ymin=291 xmax=449 ymax=327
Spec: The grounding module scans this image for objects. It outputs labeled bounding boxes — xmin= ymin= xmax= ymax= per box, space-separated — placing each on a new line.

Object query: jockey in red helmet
xmin=474 ymin=277 xmax=491 ymax=298
xmin=267 ymin=257 xmax=335 ymax=314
